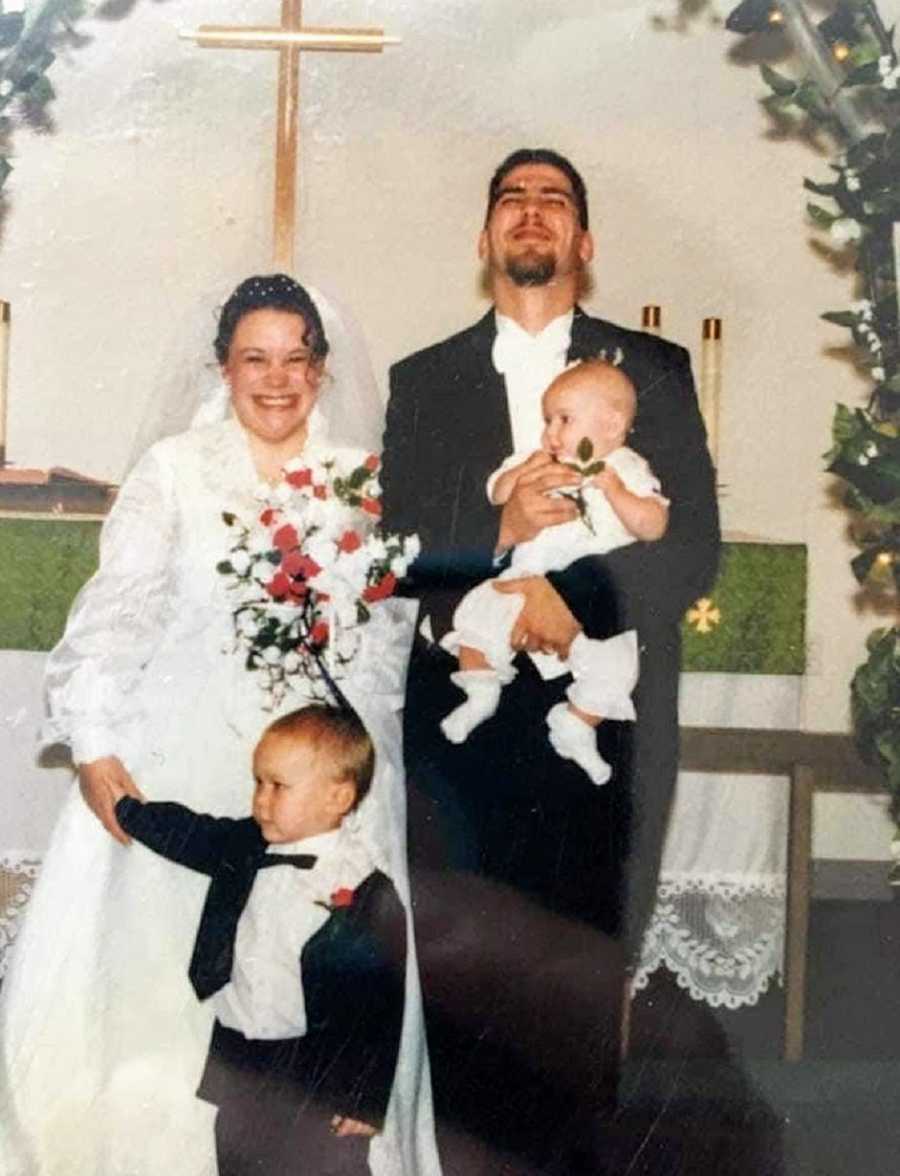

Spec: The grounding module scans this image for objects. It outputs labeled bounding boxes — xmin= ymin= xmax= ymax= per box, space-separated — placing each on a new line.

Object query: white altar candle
xmin=700 ymin=318 xmax=722 ymax=466
xmin=0 ymin=301 xmax=9 ymax=467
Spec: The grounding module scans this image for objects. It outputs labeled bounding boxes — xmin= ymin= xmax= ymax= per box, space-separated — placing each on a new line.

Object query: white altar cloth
xmin=634 ymin=673 xmax=795 ymax=1008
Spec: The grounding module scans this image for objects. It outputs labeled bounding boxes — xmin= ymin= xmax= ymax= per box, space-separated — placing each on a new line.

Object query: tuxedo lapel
xmin=454 ymin=310 xmax=512 ymax=459
xmin=568 ymin=306 xmax=621 ymax=363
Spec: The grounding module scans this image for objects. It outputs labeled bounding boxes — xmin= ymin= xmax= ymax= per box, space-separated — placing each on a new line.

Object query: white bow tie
xmin=491 ymin=316 xmax=572 ymax=376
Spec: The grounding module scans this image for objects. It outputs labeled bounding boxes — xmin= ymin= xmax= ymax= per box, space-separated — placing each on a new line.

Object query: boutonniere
xmin=558 ymin=438 xmax=605 ymax=534
xmin=316 ymin=887 xmax=355 ymax=913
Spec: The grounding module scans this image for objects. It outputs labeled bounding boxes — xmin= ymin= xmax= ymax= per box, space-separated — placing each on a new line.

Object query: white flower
xmin=271 ymin=482 xmax=292 ymax=506
xmin=237 ymin=613 xmax=261 ymax=638
xmin=884 ymin=66 xmax=900 ymax=91
xmin=872 ymin=367 xmax=885 ymax=382
xmin=845 ymin=173 xmax=861 ymax=192
xmin=851 ymin=300 xmax=874 ymax=319
xmin=868 ymin=336 xmax=882 ymax=353
xmin=262 ymin=645 xmax=283 ymax=665
xmin=857 ymin=454 xmax=870 ymax=466
xmin=878 ymin=54 xmax=894 ymax=78
xmin=229 ymin=549 xmax=251 ymax=575
xmin=252 ymin=558 xmax=275 ymax=582
xmin=254 ymin=482 xmax=270 ymax=501
xmin=866 ymin=442 xmax=879 ymax=458
xmin=830 ymin=218 xmax=862 ymax=245
xmin=283 ymin=651 xmax=301 ymax=674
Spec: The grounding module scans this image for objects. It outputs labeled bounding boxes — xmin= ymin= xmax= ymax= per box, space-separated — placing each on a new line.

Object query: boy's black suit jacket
xmin=116 ymin=797 xmax=407 ymax=1129
xmin=382 ymin=308 xmax=720 ymax=961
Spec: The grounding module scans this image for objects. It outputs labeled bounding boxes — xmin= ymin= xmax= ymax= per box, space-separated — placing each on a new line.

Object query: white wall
xmin=1 ymin=0 xmax=895 ymax=853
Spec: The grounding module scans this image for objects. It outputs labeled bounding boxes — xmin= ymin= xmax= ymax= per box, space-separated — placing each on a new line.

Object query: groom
xmin=382 ymin=148 xmax=719 ymax=1156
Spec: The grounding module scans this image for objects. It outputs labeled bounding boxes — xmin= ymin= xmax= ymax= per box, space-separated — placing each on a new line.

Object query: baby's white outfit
xmin=441 ymin=445 xmax=666 ymax=784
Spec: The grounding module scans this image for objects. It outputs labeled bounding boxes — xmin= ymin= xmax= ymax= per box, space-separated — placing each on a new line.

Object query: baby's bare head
xmin=541 ymin=360 xmax=636 ymax=461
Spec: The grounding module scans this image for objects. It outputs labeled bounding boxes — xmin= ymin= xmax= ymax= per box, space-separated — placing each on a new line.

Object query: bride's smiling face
xmin=223 ymin=308 xmax=323 ymax=447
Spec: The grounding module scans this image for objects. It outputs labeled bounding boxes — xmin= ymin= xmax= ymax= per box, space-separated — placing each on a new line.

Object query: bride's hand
xmin=78 ymin=756 xmax=145 ymax=845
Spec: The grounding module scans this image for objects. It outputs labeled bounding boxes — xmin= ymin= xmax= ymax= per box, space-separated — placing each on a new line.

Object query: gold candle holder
xmin=641 ymin=305 xmax=662 ymax=335
xmin=700 ymin=317 xmax=722 ymax=465
xmin=0 ymin=301 xmax=9 ymax=468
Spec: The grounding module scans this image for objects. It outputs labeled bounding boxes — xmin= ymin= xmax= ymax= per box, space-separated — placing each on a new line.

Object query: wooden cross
xmin=181 ymin=2 xmax=399 ymax=272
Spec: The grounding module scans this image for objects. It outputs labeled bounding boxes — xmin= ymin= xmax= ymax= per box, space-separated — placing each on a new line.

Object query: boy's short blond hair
xmin=262 ymin=705 xmax=375 ymax=809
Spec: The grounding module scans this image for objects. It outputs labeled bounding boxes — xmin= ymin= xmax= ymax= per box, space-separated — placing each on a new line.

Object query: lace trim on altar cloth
xmin=0 ymin=853 xmax=41 ymax=979
xmin=634 ymin=875 xmax=786 ymax=1010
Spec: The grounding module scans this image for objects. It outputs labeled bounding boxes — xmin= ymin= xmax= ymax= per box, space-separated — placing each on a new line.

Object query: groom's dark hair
xmin=485 ymin=149 xmax=589 ymax=230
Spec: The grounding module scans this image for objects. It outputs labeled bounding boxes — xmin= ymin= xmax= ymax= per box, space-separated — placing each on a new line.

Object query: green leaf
xmin=0 ymin=156 xmax=10 ymax=189
xmin=847 ymin=41 xmax=883 ymax=70
xmin=576 ymin=437 xmax=594 ymax=463
xmin=216 ymin=560 xmax=233 ymax=575
xmin=843 ymin=61 xmax=882 ymax=87
xmin=807 ymin=202 xmax=836 ymax=228
xmin=851 ymin=547 xmax=880 ymax=584
xmin=222 ymin=511 xmax=236 ymax=526
xmin=581 ymin=460 xmax=605 ymax=477
xmin=821 ymin=310 xmax=858 ymax=328
xmin=761 ymin=63 xmax=797 ymax=97
xmin=804 ymin=177 xmax=839 ymax=197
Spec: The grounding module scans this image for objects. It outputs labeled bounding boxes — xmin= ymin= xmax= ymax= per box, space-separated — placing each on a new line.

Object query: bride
xmin=0 ymin=275 xmax=439 ymax=1176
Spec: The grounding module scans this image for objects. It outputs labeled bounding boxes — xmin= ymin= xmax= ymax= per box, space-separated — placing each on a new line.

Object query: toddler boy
xmin=114 ymin=705 xmax=406 ymax=1176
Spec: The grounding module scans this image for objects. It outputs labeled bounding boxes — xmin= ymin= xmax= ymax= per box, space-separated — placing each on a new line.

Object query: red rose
xmin=273 ymin=524 xmax=299 ymax=552
xmin=362 ymin=572 xmax=397 ymax=603
xmin=331 ymin=887 xmax=354 ymax=908
xmin=266 ymin=572 xmax=292 ymax=599
xmin=309 ymin=620 xmax=329 ymax=646
xmin=360 ymin=497 xmax=382 ymax=517
xmin=259 ymin=508 xmax=280 ymax=527
xmin=285 ymin=467 xmax=313 ymax=489
xmin=363 ymin=454 xmax=380 ymax=472
xmin=313 ymin=484 xmax=327 ymax=500
xmin=338 ymin=530 xmax=362 ymax=554
xmin=281 ymin=551 xmax=321 ymax=580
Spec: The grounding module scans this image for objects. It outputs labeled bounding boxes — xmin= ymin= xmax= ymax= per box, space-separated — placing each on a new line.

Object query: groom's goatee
xmin=507 ymin=257 xmax=556 ymax=287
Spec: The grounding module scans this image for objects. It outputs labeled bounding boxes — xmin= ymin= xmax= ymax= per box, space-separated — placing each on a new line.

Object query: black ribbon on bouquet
xmin=304 ymin=638 xmax=359 ymax=720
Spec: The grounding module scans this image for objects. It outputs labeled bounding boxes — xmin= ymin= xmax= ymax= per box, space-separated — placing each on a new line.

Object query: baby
xmin=441 ymin=358 xmax=669 ymax=785
xmin=113 ymin=705 xmax=406 ymax=1176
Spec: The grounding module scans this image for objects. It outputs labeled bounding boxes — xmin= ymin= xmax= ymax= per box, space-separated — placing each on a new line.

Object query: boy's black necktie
xmin=188 ymin=852 xmax=317 ymax=1000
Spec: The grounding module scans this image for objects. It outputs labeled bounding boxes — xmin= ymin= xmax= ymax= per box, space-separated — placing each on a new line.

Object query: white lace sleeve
xmin=42 ymin=444 xmax=177 ymax=767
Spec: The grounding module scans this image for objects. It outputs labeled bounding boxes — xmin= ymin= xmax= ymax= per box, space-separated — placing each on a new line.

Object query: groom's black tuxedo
xmin=382 ymin=307 xmax=719 ymax=960
xmin=116 ymin=797 xmax=406 ymax=1172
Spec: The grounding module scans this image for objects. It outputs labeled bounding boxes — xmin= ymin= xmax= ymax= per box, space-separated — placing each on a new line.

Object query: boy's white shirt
xmin=213 ymin=820 xmax=377 ymax=1041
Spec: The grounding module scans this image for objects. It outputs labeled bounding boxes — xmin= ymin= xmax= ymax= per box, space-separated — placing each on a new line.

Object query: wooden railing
xmin=679 ymin=728 xmax=886 ymax=1060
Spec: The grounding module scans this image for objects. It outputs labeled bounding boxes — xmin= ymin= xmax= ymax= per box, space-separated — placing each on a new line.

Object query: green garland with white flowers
xmin=659 ymin=0 xmax=900 ymax=820
xmin=0 ymin=0 xmax=92 ymax=191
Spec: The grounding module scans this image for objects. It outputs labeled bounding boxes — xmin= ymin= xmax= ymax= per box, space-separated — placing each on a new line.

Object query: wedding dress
xmin=0 ymin=417 xmax=438 ymax=1176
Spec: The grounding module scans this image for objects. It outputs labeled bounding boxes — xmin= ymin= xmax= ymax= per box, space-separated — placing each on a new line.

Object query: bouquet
xmin=217 ymin=451 xmax=419 ymax=704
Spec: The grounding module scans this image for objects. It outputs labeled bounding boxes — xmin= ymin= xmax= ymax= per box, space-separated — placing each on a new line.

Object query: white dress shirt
xmin=213 ymin=823 xmax=376 ymax=1041
xmin=491 ymin=309 xmax=574 ymax=453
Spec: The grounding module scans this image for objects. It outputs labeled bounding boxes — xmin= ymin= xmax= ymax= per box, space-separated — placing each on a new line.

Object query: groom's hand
xmin=495 ymin=575 xmax=581 ymax=657
xmin=79 ymin=756 xmax=145 ymax=845
xmin=495 ymin=460 xmax=579 ymax=554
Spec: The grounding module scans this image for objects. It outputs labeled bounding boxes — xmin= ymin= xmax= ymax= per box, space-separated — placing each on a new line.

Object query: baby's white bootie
xmin=441 ymin=671 xmax=503 ymax=744
xmin=546 ymin=702 xmax=612 ymax=786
